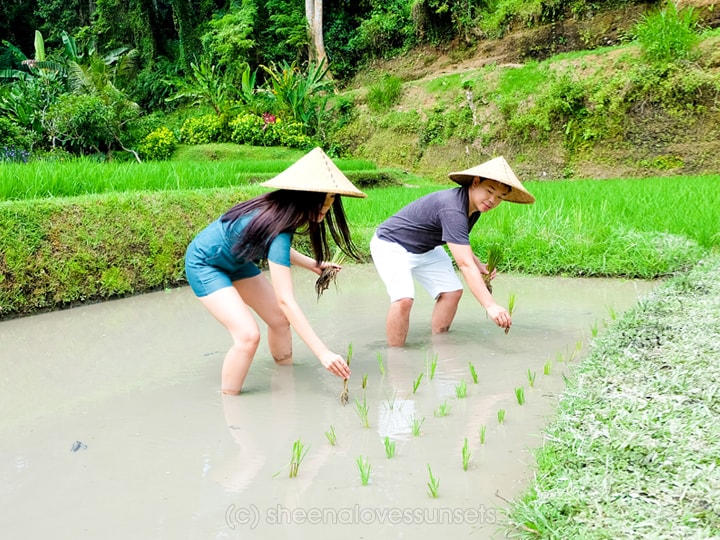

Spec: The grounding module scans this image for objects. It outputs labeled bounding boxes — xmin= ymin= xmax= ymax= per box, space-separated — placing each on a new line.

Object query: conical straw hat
xmin=448 ymin=156 xmax=535 ymax=204
xmin=260 ymin=147 xmax=367 ymax=198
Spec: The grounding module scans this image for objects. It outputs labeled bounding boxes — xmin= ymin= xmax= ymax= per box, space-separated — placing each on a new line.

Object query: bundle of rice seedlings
xmin=315 ymin=249 xmax=346 ymax=301
xmin=483 ymin=245 xmax=503 ymax=294
xmin=339 ymin=343 xmax=353 ymax=406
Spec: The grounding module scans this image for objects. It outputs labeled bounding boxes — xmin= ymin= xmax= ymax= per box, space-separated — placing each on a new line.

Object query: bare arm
xmin=268 ymin=261 xmax=351 ymax=378
xmin=290 ymin=248 xmax=341 ymax=276
xmin=447 ymin=242 xmax=511 ymax=329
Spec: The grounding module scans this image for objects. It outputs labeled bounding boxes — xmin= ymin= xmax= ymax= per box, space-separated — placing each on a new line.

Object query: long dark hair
xmin=221 ymin=189 xmax=362 ymax=264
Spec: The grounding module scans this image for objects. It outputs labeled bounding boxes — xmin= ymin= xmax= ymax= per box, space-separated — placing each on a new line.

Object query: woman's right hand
xmin=485 ymin=303 xmax=512 ymax=330
xmin=319 ymin=350 xmax=351 ymax=379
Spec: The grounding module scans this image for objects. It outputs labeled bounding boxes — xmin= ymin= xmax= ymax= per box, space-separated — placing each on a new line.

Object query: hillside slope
xmin=339 ymin=1 xmax=720 ymax=181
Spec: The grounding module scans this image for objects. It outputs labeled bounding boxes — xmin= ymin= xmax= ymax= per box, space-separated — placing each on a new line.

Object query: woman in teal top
xmin=185 ymin=148 xmax=367 ymax=395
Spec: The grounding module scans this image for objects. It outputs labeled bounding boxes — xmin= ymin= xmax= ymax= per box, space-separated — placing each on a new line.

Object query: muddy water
xmin=0 ymin=265 xmax=654 ymax=539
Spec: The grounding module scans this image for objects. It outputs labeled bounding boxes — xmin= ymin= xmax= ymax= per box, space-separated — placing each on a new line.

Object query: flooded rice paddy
xmin=0 ymin=264 xmax=655 ymax=538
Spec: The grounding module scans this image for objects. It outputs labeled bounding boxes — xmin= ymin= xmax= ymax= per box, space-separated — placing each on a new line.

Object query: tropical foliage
xmin=0 ymin=0 xmax=712 ymax=163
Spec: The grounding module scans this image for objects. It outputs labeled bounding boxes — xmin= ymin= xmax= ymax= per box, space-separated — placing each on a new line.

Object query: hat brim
xmin=448 ymin=156 xmax=535 ymax=204
xmin=448 ymin=173 xmax=535 ymax=204
xmin=260 ymin=147 xmax=367 ymax=198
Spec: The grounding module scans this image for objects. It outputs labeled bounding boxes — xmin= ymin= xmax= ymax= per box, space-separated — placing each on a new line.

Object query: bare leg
xmin=234 ymin=275 xmax=292 ymax=365
xmin=431 ymin=289 xmax=463 ymax=334
xmin=198 ymin=287 xmax=261 ymax=395
xmin=386 ymin=297 xmax=414 ymax=347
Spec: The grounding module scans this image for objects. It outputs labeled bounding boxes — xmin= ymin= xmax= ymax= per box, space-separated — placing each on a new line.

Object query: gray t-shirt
xmin=376 ymin=187 xmax=481 ymax=254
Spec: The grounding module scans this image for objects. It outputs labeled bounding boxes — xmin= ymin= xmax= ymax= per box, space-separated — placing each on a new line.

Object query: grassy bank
xmin=344 ymin=173 xmax=717 ymax=277
xmin=504 ymin=251 xmax=720 ymax=538
xmin=0 ymin=148 xmax=395 ymax=200
xmin=0 ymin=154 xmax=717 ymax=318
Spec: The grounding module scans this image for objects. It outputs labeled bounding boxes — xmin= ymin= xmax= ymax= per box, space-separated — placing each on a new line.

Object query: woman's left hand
xmin=315 ymin=261 xmax=342 ymax=276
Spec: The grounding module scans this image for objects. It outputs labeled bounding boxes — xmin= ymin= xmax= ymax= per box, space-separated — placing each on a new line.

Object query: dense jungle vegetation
xmin=1 ymin=0 xmax=719 ymax=178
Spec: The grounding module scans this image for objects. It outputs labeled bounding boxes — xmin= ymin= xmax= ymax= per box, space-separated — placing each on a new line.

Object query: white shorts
xmin=370 ymin=234 xmax=463 ymax=302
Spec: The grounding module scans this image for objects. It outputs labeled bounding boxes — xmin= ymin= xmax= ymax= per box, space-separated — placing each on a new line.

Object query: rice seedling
xmin=427 ymin=465 xmax=440 ymax=498
xmin=483 ymin=245 xmax=503 ymax=294
xmin=497 ymin=409 xmax=506 ymax=424
xmin=591 ymin=320 xmax=599 ymax=338
xmin=606 ymin=304 xmax=618 ymax=320
xmin=527 ymin=369 xmax=536 ymax=388
xmin=357 ymin=456 xmax=371 ymax=486
xmin=434 ymin=401 xmax=451 ymax=418
xmin=289 ymin=439 xmax=310 ymax=478
xmin=427 ymin=351 xmax=438 ymax=380
xmin=411 ymin=416 xmax=425 ymax=436
xmin=339 ymin=342 xmax=353 ymax=406
xmin=274 ymin=438 xmax=310 ymax=478
xmin=355 ymin=396 xmax=370 ymax=428
xmin=455 ymin=379 xmax=467 ymax=398
xmin=461 ymin=438 xmax=471 ymax=471
xmin=362 ymin=374 xmax=368 ymax=390
xmin=515 ymin=386 xmax=526 ymax=405
xmin=567 ymin=340 xmax=583 ymax=362
xmin=543 ymin=359 xmax=552 ymax=375
xmin=412 ymin=372 xmax=424 ymax=394
xmin=468 ymin=362 xmax=478 ymax=384
xmin=376 ymin=351 xmax=385 ymax=376
xmin=479 ymin=424 xmax=487 ymax=444
xmin=505 ymin=292 xmax=516 ymax=334
xmin=315 ymin=248 xmax=345 ymax=300
xmin=325 ymin=425 xmax=337 ymax=446
xmin=384 ymin=389 xmax=399 ymax=411
xmin=383 ymin=436 xmax=396 ymax=458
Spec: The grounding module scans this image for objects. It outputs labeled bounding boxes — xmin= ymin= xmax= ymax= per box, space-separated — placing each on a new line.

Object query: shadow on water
xmin=0 ymin=264 xmax=655 ymax=538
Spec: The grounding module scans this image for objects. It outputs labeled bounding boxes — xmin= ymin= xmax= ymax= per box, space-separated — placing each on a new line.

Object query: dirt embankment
xmin=347 ymin=2 xmax=720 ymax=181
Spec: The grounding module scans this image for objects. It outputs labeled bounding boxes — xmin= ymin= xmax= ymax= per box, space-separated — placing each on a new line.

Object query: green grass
xmin=494 ymin=61 xmax=549 ymax=101
xmin=0 ymin=151 xmax=381 ymax=201
xmin=505 ymin=253 xmax=720 ymax=538
xmin=2 ymin=146 xmax=719 ymax=319
xmin=343 ymin=173 xmax=718 ymax=279
xmin=4 ymin=154 xmax=718 ymax=283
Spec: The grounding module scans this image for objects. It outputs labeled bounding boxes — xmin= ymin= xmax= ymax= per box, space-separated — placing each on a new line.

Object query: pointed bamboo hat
xmin=448 ymin=156 xmax=535 ymax=204
xmin=260 ymin=147 xmax=367 ymax=198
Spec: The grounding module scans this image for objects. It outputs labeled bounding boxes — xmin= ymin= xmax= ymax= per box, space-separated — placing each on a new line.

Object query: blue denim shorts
xmin=185 ymin=220 xmax=261 ymax=297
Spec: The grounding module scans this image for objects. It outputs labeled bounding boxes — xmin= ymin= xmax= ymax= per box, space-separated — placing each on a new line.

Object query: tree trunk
xmin=305 ymin=0 xmax=327 ymax=65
